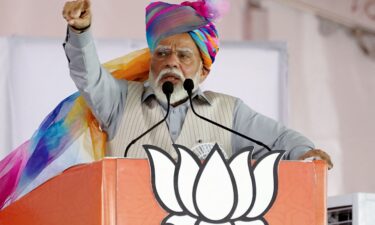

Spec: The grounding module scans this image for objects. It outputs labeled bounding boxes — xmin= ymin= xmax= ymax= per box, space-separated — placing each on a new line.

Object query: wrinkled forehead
xmin=155 ymin=33 xmax=201 ymax=54
xmin=155 ymin=46 xmax=195 ymax=55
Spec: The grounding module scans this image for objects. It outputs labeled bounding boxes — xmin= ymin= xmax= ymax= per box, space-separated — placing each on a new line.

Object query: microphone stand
xmin=124 ymin=82 xmax=173 ymax=157
xmin=183 ymin=79 xmax=271 ymax=152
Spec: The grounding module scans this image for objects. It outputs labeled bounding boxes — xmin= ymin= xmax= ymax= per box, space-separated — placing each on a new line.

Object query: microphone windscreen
xmin=183 ymin=79 xmax=194 ymax=92
xmin=162 ymin=81 xmax=174 ymax=95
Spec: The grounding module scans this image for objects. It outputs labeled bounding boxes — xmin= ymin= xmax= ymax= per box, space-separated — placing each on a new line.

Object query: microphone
xmin=183 ymin=79 xmax=271 ymax=152
xmin=124 ymin=81 xmax=174 ymax=157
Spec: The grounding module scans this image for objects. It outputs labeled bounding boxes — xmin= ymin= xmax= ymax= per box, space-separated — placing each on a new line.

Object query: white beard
xmin=148 ymin=67 xmax=201 ymax=105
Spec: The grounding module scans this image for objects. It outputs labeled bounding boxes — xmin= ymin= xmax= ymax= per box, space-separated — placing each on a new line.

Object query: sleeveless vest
xmin=107 ymin=81 xmax=236 ymax=159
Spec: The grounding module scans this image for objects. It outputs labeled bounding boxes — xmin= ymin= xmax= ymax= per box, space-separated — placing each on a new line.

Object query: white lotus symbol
xmin=144 ymin=144 xmax=285 ymax=225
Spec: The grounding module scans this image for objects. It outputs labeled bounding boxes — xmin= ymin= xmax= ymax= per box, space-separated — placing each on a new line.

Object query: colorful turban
xmin=146 ymin=0 xmax=227 ymax=71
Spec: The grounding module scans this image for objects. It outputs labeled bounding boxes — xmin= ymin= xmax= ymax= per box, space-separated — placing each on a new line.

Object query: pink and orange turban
xmin=104 ymin=0 xmax=229 ymax=81
xmin=146 ymin=0 xmax=228 ymax=71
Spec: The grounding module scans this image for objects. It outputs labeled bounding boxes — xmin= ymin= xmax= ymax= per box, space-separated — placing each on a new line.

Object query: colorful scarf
xmin=0 ymin=0 xmax=228 ymax=209
xmin=0 ymin=49 xmax=151 ymax=209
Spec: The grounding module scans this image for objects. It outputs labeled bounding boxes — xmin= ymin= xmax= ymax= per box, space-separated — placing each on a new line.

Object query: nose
xmin=165 ymin=52 xmax=179 ymax=69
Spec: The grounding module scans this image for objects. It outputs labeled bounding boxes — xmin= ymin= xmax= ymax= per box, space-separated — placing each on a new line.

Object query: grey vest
xmin=107 ymin=81 xmax=236 ymax=158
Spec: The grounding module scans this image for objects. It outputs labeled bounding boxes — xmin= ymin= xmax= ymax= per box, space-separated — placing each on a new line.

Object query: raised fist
xmin=62 ymin=0 xmax=91 ymax=30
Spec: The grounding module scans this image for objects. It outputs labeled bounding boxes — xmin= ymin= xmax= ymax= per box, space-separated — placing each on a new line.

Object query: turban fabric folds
xmin=188 ymin=23 xmax=219 ymax=71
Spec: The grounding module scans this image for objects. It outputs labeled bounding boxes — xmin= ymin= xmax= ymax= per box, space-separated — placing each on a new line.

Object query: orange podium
xmin=0 ymin=159 xmax=327 ymax=225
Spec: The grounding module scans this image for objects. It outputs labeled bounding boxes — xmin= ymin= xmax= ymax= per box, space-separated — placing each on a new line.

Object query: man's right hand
xmin=62 ymin=0 xmax=91 ymax=31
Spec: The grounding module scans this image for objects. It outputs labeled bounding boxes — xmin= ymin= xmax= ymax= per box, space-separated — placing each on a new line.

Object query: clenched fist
xmin=62 ymin=0 xmax=91 ymax=31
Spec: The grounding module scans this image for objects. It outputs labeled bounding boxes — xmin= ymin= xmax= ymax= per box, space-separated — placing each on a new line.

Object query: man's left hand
xmin=298 ymin=149 xmax=333 ymax=170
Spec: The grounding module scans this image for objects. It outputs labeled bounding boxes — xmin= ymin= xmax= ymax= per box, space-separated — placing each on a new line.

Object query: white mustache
xmin=156 ymin=68 xmax=185 ymax=84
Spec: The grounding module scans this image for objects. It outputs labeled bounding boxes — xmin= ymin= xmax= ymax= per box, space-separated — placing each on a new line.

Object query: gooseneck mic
xmin=124 ymin=81 xmax=174 ymax=157
xmin=183 ymin=79 xmax=271 ymax=152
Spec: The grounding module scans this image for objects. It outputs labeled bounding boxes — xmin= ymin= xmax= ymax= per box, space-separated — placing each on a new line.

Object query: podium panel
xmin=0 ymin=159 xmax=326 ymax=225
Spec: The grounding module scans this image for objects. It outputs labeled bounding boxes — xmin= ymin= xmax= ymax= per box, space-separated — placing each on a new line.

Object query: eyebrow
xmin=155 ymin=45 xmax=171 ymax=51
xmin=155 ymin=45 xmax=194 ymax=54
xmin=176 ymin=48 xmax=194 ymax=54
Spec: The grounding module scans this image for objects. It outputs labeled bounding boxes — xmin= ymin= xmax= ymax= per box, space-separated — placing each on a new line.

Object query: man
xmin=62 ymin=0 xmax=332 ymax=168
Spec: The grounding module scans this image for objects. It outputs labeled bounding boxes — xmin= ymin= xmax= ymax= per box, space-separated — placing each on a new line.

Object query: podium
xmin=0 ymin=159 xmax=327 ymax=225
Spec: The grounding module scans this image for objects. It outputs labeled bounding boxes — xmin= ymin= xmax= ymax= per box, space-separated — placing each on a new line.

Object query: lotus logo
xmin=144 ymin=144 xmax=285 ymax=225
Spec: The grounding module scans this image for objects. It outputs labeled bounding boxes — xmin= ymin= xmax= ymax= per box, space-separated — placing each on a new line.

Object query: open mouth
xmin=159 ymin=74 xmax=181 ymax=84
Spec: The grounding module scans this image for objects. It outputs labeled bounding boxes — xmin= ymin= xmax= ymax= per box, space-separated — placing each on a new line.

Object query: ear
xmin=199 ymin=67 xmax=210 ymax=83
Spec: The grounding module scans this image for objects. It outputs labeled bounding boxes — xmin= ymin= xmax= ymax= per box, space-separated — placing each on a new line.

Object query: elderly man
xmin=62 ymin=0 xmax=332 ymax=168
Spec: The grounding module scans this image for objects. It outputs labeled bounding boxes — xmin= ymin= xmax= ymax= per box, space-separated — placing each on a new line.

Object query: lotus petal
xmin=246 ymin=151 xmax=284 ymax=218
xmin=194 ymin=144 xmax=237 ymax=221
xmin=163 ymin=214 xmax=197 ymax=225
xmin=174 ymin=145 xmax=200 ymax=216
xmin=144 ymin=145 xmax=183 ymax=213
xmin=198 ymin=221 xmax=233 ymax=225
xmin=229 ymin=149 xmax=255 ymax=219
xmin=234 ymin=219 xmax=266 ymax=225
